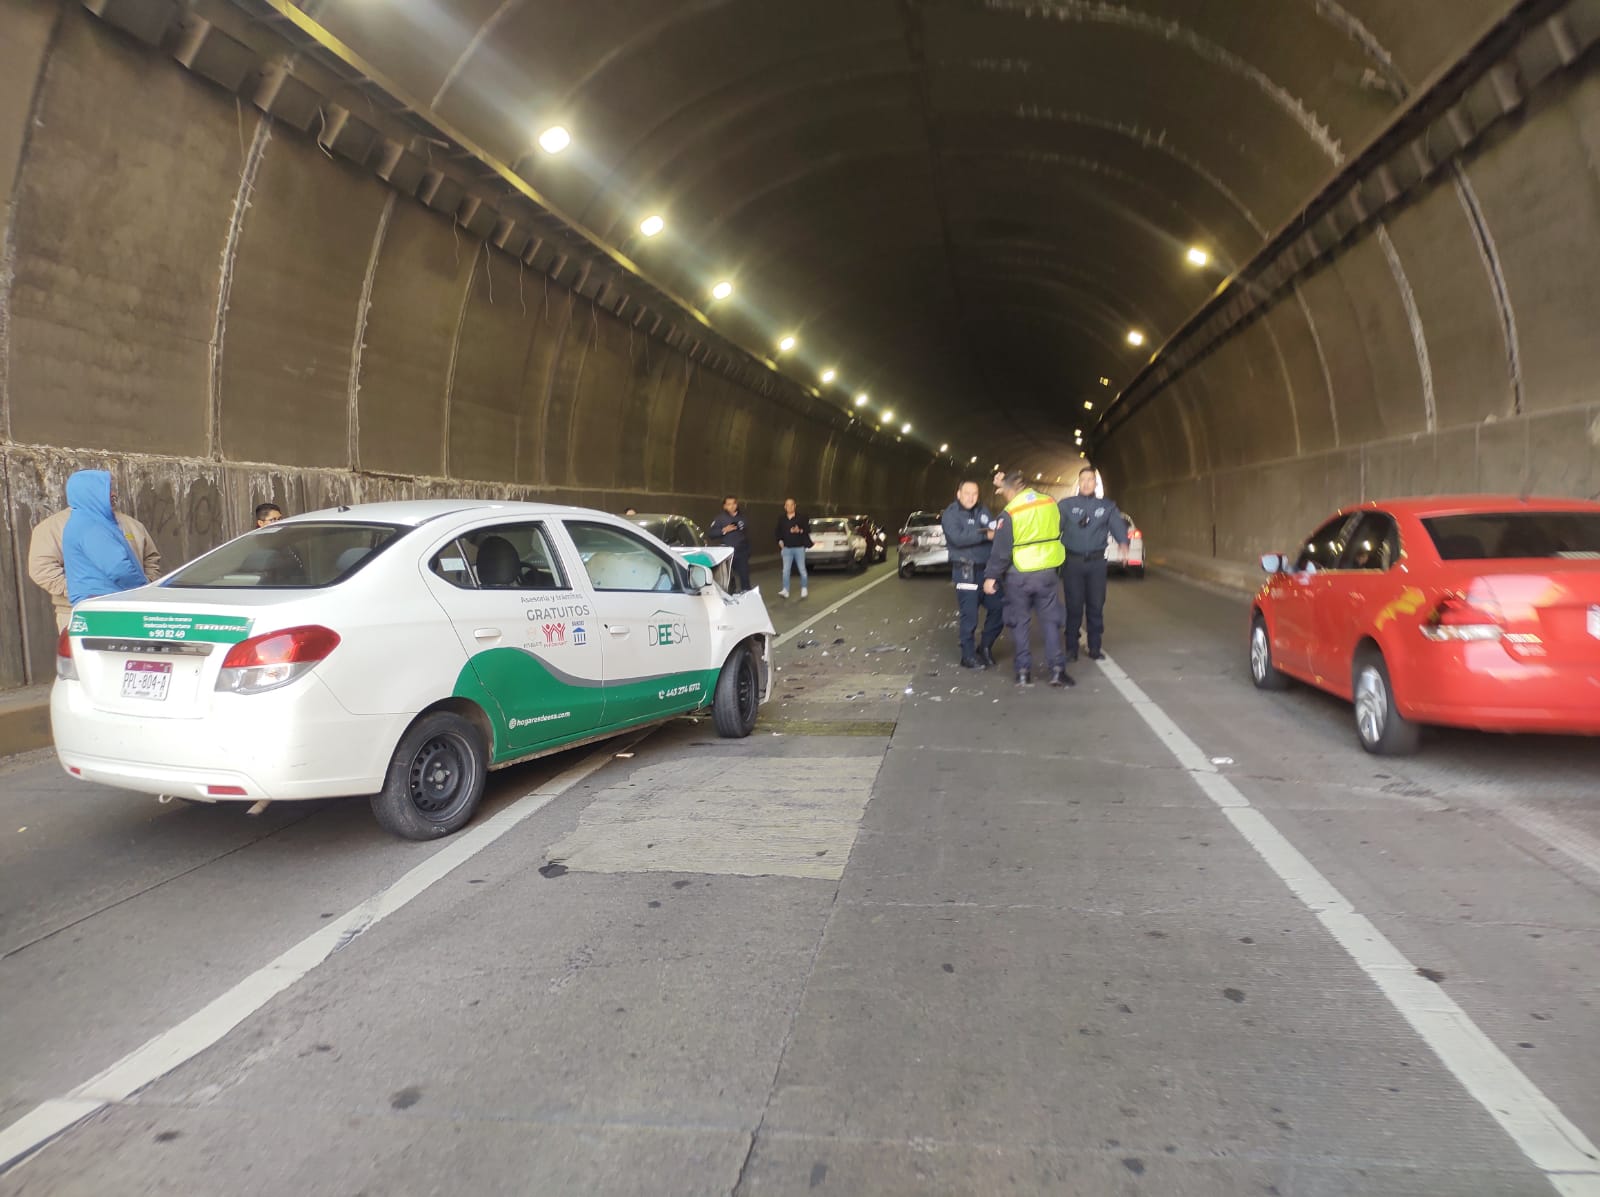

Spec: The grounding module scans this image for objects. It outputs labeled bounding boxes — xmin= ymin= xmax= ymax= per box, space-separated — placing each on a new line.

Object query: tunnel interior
xmin=3 ymin=0 xmax=1600 ymax=686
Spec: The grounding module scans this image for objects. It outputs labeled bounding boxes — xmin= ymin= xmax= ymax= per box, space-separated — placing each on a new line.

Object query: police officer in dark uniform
xmin=940 ymin=481 xmax=1003 ymax=669
xmin=1059 ymin=465 xmax=1130 ymax=662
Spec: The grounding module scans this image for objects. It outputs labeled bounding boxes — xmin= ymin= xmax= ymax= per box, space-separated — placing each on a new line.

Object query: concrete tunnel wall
xmin=1097 ymin=65 xmax=1600 ymax=571
xmin=0 ymin=2 xmax=957 ymax=690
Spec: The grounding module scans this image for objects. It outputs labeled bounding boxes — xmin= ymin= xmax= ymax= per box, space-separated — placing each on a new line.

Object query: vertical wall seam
xmin=210 ymin=117 xmax=273 ymax=462
xmin=346 ymin=190 xmax=395 ymax=473
xmin=536 ymin=295 xmax=572 ymax=488
xmin=440 ymin=239 xmax=481 ymax=480
xmin=1374 ymin=224 xmax=1436 ymax=433
xmin=1256 ymin=311 xmax=1303 ymax=457
xmin=1291 ymin=283 xmax=1340 ymax=447
xmin=1449 ymin=164 xmax=1524 ymax=416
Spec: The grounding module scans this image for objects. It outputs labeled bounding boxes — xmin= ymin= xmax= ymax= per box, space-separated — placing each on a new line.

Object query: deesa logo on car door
xmin=604 ymin=595 xmax=711 ymax=725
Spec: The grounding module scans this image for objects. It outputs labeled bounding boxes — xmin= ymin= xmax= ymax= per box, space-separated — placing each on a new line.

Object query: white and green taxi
xmin=52 ymin=501 xmax=773 ymax=839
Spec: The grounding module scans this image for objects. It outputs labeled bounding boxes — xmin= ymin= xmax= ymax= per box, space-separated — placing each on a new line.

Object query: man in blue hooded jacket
xmin=62 ymin=470 xmax=152 ymax=605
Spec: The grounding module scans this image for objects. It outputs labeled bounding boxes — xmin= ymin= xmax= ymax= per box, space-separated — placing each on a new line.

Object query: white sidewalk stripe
xmin=773 ymin=569 xmax=897 ymax=648
xmin=1096 ymin=654 xmax=1600 ymax=1196
xmin=0 ymin=739 xmax=634 ymax=1175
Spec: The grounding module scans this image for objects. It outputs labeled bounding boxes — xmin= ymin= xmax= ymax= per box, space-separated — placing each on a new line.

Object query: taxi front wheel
xmin=372 ymin=712 xmax=488 ymax=839
xmin=713 ymin=645 xmax=761 ymax=738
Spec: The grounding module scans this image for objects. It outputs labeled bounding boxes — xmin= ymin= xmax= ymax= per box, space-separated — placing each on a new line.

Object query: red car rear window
xmin=1422 ymin=512 xmax=1600 ymax=560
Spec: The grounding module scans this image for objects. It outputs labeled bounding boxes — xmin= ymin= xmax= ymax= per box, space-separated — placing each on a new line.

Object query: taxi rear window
xmin=165 ymin=522 xmax=405 ymax=588
xmin=1423 ymin=512 xmax=1600 ymax=560
xmin=812 ymin=518 xmax=849 ymax=533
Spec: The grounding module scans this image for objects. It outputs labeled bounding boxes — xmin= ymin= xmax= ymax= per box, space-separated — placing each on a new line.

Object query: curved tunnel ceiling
xmin=303 ymin=0 xmax=1518 ymax=479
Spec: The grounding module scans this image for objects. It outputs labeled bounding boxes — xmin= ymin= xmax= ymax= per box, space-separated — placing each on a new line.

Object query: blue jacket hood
xmin=62 ymin=470 xmax=148 ymax=605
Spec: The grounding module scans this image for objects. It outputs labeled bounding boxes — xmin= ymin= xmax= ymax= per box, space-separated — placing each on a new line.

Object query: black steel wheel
xmin=372 ymin=712 xmax=488 ymax=839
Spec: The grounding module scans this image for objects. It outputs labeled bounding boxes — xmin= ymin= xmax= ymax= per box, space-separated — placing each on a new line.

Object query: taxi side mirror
xmin=688 ymin=563 xmax=716 ymax=592
xmin=1260 ymin=553 xmax=1285 ymax=574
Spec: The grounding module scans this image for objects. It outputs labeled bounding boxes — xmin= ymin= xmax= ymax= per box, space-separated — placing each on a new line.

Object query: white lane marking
xmin=1095 ymin=655 xmax=1600 ymax=1197
xmin=0 ymin=739 xmax=635 ymax=1175
xmin=773 ymin=569 xmax=898 ymax=648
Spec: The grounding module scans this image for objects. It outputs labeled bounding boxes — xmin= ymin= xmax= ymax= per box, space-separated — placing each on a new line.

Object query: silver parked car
xmin=897 ymin=511 xmax=948 ymax=577
xmin=627 ymin=513 xmax=732 ymax=590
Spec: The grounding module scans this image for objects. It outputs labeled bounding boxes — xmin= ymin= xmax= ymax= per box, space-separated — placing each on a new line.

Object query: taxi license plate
xmin=122 ymin=660 xmax=172 ymax=700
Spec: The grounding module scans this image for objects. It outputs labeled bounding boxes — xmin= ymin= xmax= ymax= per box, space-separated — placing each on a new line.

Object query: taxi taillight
xmin=217 ymin=625 xmax=341 ymax=695
xmin=1420 ymin=595 xmax=1504 ymax=642
xmin=56 ymin=626 xmax=78 ymax=681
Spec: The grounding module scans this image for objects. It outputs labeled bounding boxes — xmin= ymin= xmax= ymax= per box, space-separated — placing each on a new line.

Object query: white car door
xmin=421 ymin=518 xmax=606 ymax=758
xmin=556 ymin=519 xmax=716 ymax=727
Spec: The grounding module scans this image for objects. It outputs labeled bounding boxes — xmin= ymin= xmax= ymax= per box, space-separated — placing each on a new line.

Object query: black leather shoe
xmin=977 ymin=645 xmax=996 ymax=669
xmin=1049 ymin=667 xmax=1076 ymax=688
xmin=1015 ymin=669 xmax=1033 ymax=687
xmin=961 ymin=656 xmax=980 ymax=669
xmin=1087 ymin=648 xmax=1105 ymax=661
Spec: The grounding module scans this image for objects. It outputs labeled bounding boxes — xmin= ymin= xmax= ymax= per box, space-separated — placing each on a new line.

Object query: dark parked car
xmin=846 ymin=514 xmax=888 ymax=563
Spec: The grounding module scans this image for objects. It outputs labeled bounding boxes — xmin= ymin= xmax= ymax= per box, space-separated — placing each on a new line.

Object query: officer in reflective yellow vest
xmin=983 ymin=472 xmax=1074 ymax=688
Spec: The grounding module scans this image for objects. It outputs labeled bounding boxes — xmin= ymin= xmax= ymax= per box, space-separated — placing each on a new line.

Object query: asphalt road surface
xmin=2 ymin=561 xmax=1597 ymax=1196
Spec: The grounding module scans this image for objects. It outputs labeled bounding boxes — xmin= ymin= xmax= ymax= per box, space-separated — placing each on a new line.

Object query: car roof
xmin=287 ymin=499 xmax=606 ymax=526
xmin=1345 ymin=495 xmax=1600 ymax=519
xmin=628 ymin=513 xmax=688 ymax=522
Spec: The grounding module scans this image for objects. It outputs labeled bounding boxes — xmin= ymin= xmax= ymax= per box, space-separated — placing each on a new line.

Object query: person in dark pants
xmin=983 ymin=472 xmax=1072 ymax=688
xmin=708 ymin=495 xmax=752 ymax=592
xmin=940 ymin=481 xmax=1003 ymax=669
xmin=1058 ymin=465 xmax=1130 ymax=661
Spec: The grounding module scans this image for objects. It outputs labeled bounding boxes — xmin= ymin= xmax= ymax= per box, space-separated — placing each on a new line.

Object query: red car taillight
xmin=899 ymin=535 xmax=914 ymax=546
xmin=1130 ymin=530 xmax=1143 ymax=540
xmin=217 ymin=625 xmax=341 ymax=694
xmin=1420 ymin=595 xmax=1503 ymax=642
xmin=56 ymin=626 xmax=78 ymax=681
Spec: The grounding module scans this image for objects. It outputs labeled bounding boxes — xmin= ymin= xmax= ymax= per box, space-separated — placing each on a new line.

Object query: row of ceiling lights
xmin=536 ymin=125 xmax=1214 ymax=470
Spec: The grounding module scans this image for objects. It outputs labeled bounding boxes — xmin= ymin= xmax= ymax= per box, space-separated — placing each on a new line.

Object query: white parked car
xmin=805 ymin=516 xmax=868 ymax=570
xmin=1107 ymin=513 xmax=1145 ymax=577
xmin=52 ymin=501 xmax=774 ymax=839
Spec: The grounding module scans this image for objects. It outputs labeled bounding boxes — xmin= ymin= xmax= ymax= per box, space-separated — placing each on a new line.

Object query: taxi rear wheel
xmin=372 ymin=712 xmax=488 ymax=839
xmin=1352 ymin=649 xmax=1420 ymax=756
xmin=713 ymin=646 xmax=760 ymax=738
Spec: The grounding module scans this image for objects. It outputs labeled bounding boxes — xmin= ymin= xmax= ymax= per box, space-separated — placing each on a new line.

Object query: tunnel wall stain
xmin=0 ymin=7 xmax=952 ymax=688
xmin=1100 ymin=69 xmax=1600 ymax=567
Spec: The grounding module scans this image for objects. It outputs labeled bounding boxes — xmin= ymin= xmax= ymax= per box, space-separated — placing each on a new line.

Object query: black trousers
xmin=955 ymin=582 xmax=1004 ymax=658
xmin=1062 ymin=555 xmax=1109 ymax=653
xmin=730 ymin=548 xmax=752 ymax=592
xmin=1002 ymin=569 xmax=1064 ymax=672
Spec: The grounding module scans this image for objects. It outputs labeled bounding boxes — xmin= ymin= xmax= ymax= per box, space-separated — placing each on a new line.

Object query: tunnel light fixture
xmin=1186 ymin=246 xmax=1210 ymax=267
xmin=855 ymin=393 xmax=869 ymax=407
xmin=1126 ymin=329 xmax=1145 ymax=347
xmin=711 ymin=280 xmax=733 ymax=301
xmin=902 ymin=422 xmax=912 ymax=435
xmin=1035 ymin=473 xmax=1043 ymax=481
xmin=537 ymin=125 xmax=572 ymax=154
xmin=639 ymin=214 xmax=665 ymax=238
xmin=1084 ymin=400 xmax=1094 ymax=410
xmin=939 ymin=443 xmax=949 ymax=453
xmin=970 ymin=455 xmax=978 ymax=464
xmin=778 ymin=335 xmax=797 ymax=353
xmin=821 ymin=367 xmax=836 ymax=384
xmin=883 ymin=409 xmax=895 ymax=422
xmin=1099 ymin=376 xmax=1110 ymax=386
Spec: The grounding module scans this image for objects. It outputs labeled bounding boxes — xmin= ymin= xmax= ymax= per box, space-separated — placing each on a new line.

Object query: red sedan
xmin=1249 ymin=496 xmax=1600 ymax=754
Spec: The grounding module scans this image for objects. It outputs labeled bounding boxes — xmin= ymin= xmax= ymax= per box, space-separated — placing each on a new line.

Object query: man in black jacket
xmin=774 ymin=498 xmax=811 ymax=599
xmin=708 ymin=495 xmax=752 ymax=593
xmin=941 ymin=481 xmax=1004 ymax=669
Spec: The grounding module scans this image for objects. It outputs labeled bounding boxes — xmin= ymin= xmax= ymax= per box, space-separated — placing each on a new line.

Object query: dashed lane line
xmin=1094 ymin=653 xmax=1600 ymax=1196
xmin=0 ymin=737 xmax=641 ymax=1176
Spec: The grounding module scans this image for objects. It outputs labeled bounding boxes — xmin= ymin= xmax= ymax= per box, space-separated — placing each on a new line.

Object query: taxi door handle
xmin=473 ymin=627 xmax=501 ymax=640
xmin=606 ymin=625 xmax=630 ymax=637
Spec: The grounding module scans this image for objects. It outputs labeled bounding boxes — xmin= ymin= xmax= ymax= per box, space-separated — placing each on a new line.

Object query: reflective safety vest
xmin=1005 ymin=489 xmax=1066 ymax=572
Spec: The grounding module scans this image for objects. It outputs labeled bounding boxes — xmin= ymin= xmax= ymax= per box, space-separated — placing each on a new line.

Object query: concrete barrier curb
xmin=0 ymin=685 xmax=51 ymax=760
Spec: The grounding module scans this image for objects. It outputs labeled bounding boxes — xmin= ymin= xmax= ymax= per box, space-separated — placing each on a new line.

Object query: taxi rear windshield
xmin=165 ymin=522 xmax=405 ymax=588
xmin=1423 ymin=512 xmax=1600 ymax=560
